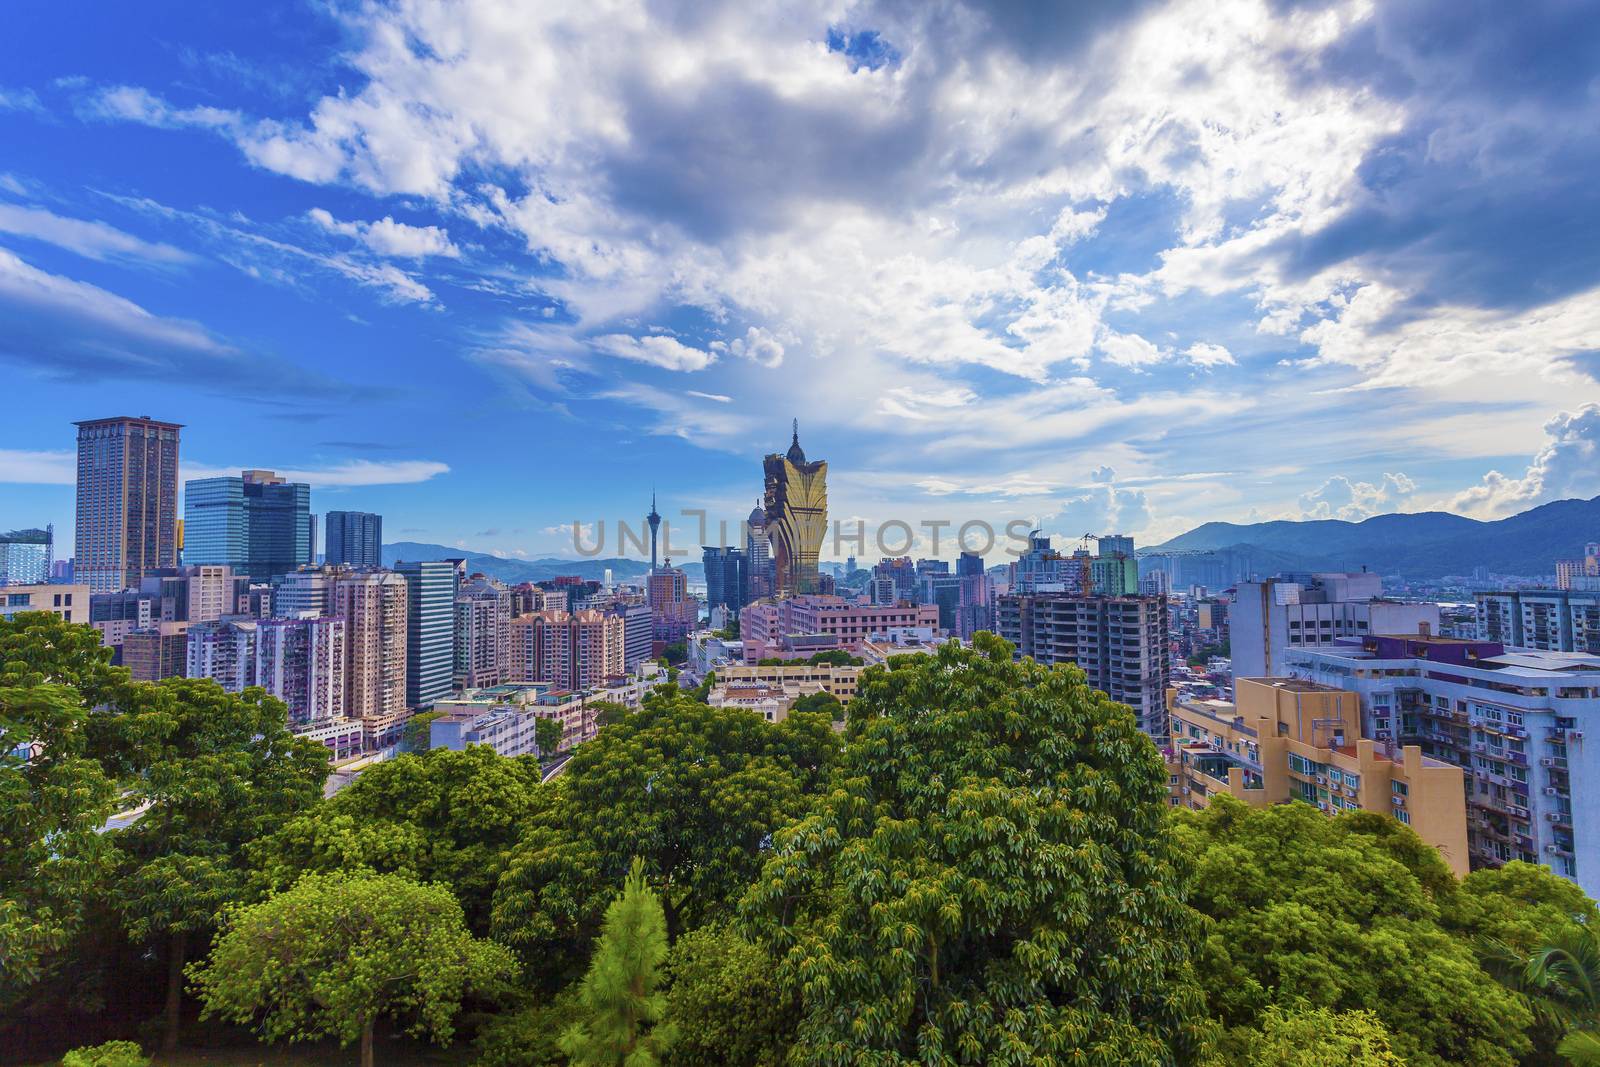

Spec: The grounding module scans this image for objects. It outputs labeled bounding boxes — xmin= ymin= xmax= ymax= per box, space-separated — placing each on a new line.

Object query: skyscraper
xmin=702 ymin=545 xmax=748 ymax=613
xmin=397 ymin=559 xmax=457 ymax=709
xmin=762 ymin=421 xmax=827 ymax=598
xmin=0 ymin=527 xmax=52 ymax=586
xmin=326 ymin=510 xmax=383 ymax=568
xmin=332 ymin=571 xmax=409 ymax=718
xmin=184 ymin=469 xmax=313 ymax=579
xmin=455 ymin=573 xmax=511 ymax=688
xmin=744 ymin=502 xmax=773 ymax=601
xmin=74 ymin=416 xmax=182 ymax=593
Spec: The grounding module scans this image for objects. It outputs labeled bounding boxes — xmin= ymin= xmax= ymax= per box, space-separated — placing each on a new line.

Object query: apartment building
xmin=998 ymin=592 xmax=1170 ymax=742
xmin=455 ymin=574 xmax=511 ymax=688
xmin=1476 ymin=589 xmax=1600 ymax=653
xmin=122 ymin=622 xmax=189 ymax=681
xmin=0 ymin=583 xmax=89 ymax=625
xmin=74 ymin=416 xmax=181 ymax=593
xmin=1231 ymin=572 xmax=1440 ymax=676
xmin=741 ymin=595 xmax=941 ymax=660
xmin=507 ymin=609 xmax=625 ymax=691
xmin=1168 ymin=677 xmax=1468 ymax=875
xmin=1284 ymin=633 xmax=1600 ymax=896
xmin=332 ymin=571 xmax=409 ymax=718
xmin=718 ymin=662 xmax=862 ymax=702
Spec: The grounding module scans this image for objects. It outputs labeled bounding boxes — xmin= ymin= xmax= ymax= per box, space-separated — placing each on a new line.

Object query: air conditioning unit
xmin=1541 ymin=757 xmax=1557 ymax=767
xmin=1547 ymin=812 xmax=1566 ymax=822
xmin=1474 ymin=743 xmax=1487 ymax=753
xmin=1392 ymin=795 xmax=1405 ymax=807
xmin=1545 ymin=787 xmax=1561 ymax=796
xmin=1315 ymin=774 xmax=1328 ymax=785
xmin=1546 ymin=844 xmax=1563 ymax=855
xmin=1469 ymin=718 xmax=1483 ymax=727
xmin=1318 ymin=802 xmax=1331 ymax=812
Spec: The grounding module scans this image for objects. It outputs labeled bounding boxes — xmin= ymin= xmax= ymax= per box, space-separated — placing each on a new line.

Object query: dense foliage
xmin=7 ymin=612 xmax=1600 ymax=1067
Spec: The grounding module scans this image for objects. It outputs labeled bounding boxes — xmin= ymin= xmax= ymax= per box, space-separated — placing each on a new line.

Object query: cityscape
xmin=5 ymin=2 xmax=1600 ymax=1066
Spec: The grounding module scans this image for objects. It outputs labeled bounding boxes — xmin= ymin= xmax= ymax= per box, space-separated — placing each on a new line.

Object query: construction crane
xmin=1077 ymin=533 xmax=1097 ymax=595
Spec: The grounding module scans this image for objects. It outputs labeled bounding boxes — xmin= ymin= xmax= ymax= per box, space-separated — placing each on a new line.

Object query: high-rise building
xmin=508 ymin=609 xmax=625 ymax=690
xmin=1475 ymin=589 xmax=1600 ymax=653
xmin=455 ymin=574 xmax=511 ymax=688
xmin=90 ymin=589 xmax=156 ymax=648
xmin=325 ymin=511 xmax=383 ymax=568
xmin=184 ymin=470 xmax=313 ymax=579
xmin=0 ymin=527 xmax=53 ymax=586
xmin=272 ymin=568 xmax=337 ymax=617
xmin=763 ymin=422 xmax=827 ymax=597
xmin=998 ymin=592 xmax=1170 ymax=743
xmin=741 ymin=595 xmax=941 ymax=660
xmin=1230 ymin=573 xmax=1441 ymax=677
xmin=955 ymin=550 xmax=994 ymax=639
xmin=1008 ymin=533 xmax=1072 ymax=594
xmin=332 ymin=571 xmax=409 ymax=718
xmin=256 ymin=615 xmax=346 ymax=724
xmin=122 ymin=622 xmax=189 ymax=681
xmin=1285 ymin=633 xmax=1600 ymax=894
xmin=874 ymin=557 xmax=917 ymax=600
xmin=135 ymin=564 xmax=248 ymax=624
xmin=648 ymin=566 xmax=698 ymax=646
xmin=187 ymin=620 xmax=258 ymax=691
xmin=74 ymin=416 xmax=181 ymax=593
xmin=702 ymin=546 xmax=747 ymax=614
xmin=744 ymin=502 xmax=774 ymax=601
xmin=397 ymin=560 xmax=457 ymax=709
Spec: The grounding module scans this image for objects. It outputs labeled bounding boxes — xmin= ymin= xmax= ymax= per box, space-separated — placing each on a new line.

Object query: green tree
xmin=191 ymin=871 xmax=516 ymax=1067
xmin=662 ymin=642 xmax=687 ymax=666
xmin=804 ymin=650 xmax=859 ymax=666
xmin=1176 ymin=795 xmax=1534 ymax=1067
xmin=560 ymin=859 xmax=677 ymax=1067
xmin=741 ymin=634 xmax=1210 ymax=1065
xmin=664 ymin=926 xmax=793 ymax=1067
xmin=0 ymin=614 xmax=122 ymax=1009
xmin=1223 ymin=1006 xmax=1406 ymax=1067
xmin=252 ymin=745 xmax=543 ymax=934
xmin=402 ymin=711 xmax=443 ymax=752
xmin=592 ymin=700 xmax=632 ymax=728
xmin=109 ymin=679 xmax=329 ymax=1051
xmin=688 ymin=671 xmax=715 ymax=705
xmin=493 ymin=693 xmax=839 ymax=984
xmin=59 ymin=1041 xmax=150 ymax=1067
xmin=1483 ymin=921 xmax=1600 ymax=1066
xmin=534 ymin=715 xmax=564 ymax=757
xmin=789 ymin=691 xmax=843 ymax=722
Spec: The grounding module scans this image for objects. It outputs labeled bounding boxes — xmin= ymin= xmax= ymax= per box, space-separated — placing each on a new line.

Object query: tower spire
xmin=647 ymin=488 xmax=662 ymax=573
xmin=792 ymin=417 xmax=799 ymax=445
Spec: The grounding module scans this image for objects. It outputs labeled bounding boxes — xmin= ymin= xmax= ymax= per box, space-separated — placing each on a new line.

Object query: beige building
xmin=455 ymin=575 xmax=511 ymax=688
xmin=508 ymin=609 xmax=625 ymax=691
xmin=718 ymin=661 xmax=862 ymax=702
xmin=1169 ymin=677 xmax=1469 ymax=876
xmin=333 ymin=571 xmax=408 ymax=718
xmin=74 ymin=416 xmax=181 ymax=593
xmin=0 ymin=583 xmax=90 ymax=624
xmin=122 ymin=621 xmax=190 ymax=681
xmin=708 ymin=682 xmax=818 ymax=723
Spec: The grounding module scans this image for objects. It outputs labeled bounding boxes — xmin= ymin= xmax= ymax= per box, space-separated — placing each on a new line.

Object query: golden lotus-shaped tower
xmin=763 ymin=420 xmax=827 ymax=598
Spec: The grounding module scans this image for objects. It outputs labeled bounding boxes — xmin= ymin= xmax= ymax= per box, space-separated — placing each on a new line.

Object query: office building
xmin=744 ymin=502 xmax=774 ymax=601
xmin=998 ymin=592 xmax=1170 ymax=742
xmin=1 ymin=583 xmax=89 ymax=624
xmin=326 ymin=511 xmax=383 ymax=568
xmin=1008 ymin=533 xmax=1074 ymax=594
xmin=122 ymin=622 xmax=189 ymax=681
xmin=136 ymin=564 xmax=248 ymax=624
xmin=0 ymin=527 xmax=52 ymax=586
xmin=647 ymin=566 xmax=698 ymax=645
xmin=1475 ymin=589 xmax=1600 ymax=654
xmin=874 ymin=557 xmax=917 ymax=600
xmin=184 ymin=470 xmax=313 ymax=579
xmin=955 ymin=550 xmax=995 ymax=638
xmin=90 ymin=589 xmax=156 ymax=648
xmin=1231 ymin=573 xmax=1441 ymax=677
xmin=256 ymin=615 xmax=346 ymax=724
xmin=1285 ymin=632 xmax=1600 ymax=894
xmin=74 ymin=416 xmax=181 ymax=593
xmin=397 ymin=560 xmax=458 ymax=709
xmin=455 ymin=574 xmax=511 ymax=688
xmin=508 ymin=610 xmax=625 ymax=690
xmin=1090 ymin=535 xmax=1139 ymax=596
xmin=1168 ymin=678 xmax=1469 ymax=875
xmin=273 ymin=568 xmax=337 ymax=617
xmin=332 ymin=571 xmax=409 ymax=718
xmin=763 ymin=422 xmax=827 ymax=597
xmin=702 ymin=545 xmax=748 ymax=613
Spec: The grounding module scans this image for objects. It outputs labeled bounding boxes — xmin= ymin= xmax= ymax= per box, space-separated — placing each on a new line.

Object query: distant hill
xmin=382 ymin=541 xmax=703 ymax=584
xmin=1145 ymin=496 xmax=1600 ymax=578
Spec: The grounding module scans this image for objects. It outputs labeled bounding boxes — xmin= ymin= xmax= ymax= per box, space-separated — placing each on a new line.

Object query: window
xmin=1391 ymin=780 xmax=1409 ymax=796
xmin=1395 ymin=809 xmax=1411 ymax=825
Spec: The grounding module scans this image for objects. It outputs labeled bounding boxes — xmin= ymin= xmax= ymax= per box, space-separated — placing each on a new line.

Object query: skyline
xmin=4 ymin=2 xmax=1600 ymax=563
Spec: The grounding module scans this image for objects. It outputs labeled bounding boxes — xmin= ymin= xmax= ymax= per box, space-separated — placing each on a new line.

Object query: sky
xmin=2 ymin=0 xmax=1598 ymax=563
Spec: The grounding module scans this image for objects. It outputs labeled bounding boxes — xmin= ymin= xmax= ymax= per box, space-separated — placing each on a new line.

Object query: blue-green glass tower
xmin=396 ymin=558 xmax=457 ymax=708
xmin=184 ymin=469 xmax=312 ymax=579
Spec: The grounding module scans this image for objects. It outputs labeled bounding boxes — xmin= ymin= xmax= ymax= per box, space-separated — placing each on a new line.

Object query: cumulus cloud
xmin=1183 ymin=342 xmax=1235 ymax=368
xmin=307 ymin=207 xmax=459 ymax=259
xmin=0 ymin=448 xmax=75 ymax=484
xmin=1449 ymin=404 xmax=1600 ymax=518
xmin=712 ymin=325 xmax=787 ymax=368
xmin=1299 ymin=472 xmax=1417 ymax=521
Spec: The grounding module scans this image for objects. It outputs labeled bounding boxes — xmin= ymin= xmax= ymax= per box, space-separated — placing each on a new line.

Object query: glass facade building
xmin=397 ymin=559 xmax=457 ymax=708
xmin=184 ymin=470 xmax=312 ymax=579
xmin=325 ymin=510 xmax=383 ymax=568
xmin=0 ymin=527 xmax=52 ymax=586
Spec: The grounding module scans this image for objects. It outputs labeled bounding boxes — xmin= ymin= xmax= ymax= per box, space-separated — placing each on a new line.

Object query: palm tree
xmin=1483 ymin=923 xmax=1600 ymax=1065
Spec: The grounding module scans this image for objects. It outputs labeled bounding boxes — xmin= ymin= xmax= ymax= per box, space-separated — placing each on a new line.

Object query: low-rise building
xmin=717 ymin=662 xmax=862 ymax=702
xmin=708 ymin=683 xmax=818 ymax=723
xmin=741 ymin=595 xmax=940 ymax=660
xmin=1 ymin=583 xmax=90 ymax=624
xmin=1169 ymin=677 xmax=1469 ymax=875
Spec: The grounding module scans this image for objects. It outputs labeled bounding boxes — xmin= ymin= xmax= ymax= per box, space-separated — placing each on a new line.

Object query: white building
xmin=1231 ymin=573 xmax=1440 ymax=677
xmin=1476 ymin=589 xmax=1600 ymax=654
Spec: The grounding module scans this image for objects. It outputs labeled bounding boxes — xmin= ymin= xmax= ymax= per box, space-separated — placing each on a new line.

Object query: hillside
xmin=381 ymin=542 xmax=704 ymax=583
xmin=1146 ymin=495 xmax=1600 ymax=578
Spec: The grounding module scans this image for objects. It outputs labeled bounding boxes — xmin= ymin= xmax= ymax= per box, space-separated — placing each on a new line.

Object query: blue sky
xmin=2 ymin=0 xmax=1598 ymax=563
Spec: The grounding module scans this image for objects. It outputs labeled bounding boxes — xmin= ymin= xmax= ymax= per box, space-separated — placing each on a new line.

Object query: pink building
xmin=742 ymin=595 xmax=941 ymax=660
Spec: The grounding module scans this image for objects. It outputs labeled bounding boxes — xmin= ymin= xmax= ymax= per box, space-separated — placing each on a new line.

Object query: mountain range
xmin=381 ymin=542 xmax=703 ymax=584
xmin=1144 ymin=495 xmax=1600 ymax=578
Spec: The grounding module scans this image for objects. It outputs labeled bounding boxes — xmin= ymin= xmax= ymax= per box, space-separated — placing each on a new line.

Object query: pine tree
xmin=560 ymin=858 xmax=677 ymax=1067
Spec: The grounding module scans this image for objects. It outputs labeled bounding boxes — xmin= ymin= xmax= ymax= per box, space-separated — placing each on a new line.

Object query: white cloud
xmin=180 ymin=459 xmax=450 ymax=488
xmin=713 ymin=325 xmax=787 ymax=368
xmin=1183 ymin=342 xmax=1236 ymax=368
xmin=1449 ymin=404 xmax=1600 ymax=518
xmin=0 ymin=87 xmax=43 ymax=113
xmin=1299 ymin=472 xmax=1417 ymax=521
xmin=0 ymin=202 xmax=194 ymax=264
xmin=307 ymin=207 xmax=459 ymax=259
xmin=1099 ymin=331 xmax=1168 ymax=368
xmin=591 ymin=333 xmax=716 ymax=372
xmin=0 ymin=448 xmax=74 ymax=484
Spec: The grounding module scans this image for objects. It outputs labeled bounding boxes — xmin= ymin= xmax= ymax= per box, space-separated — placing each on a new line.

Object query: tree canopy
xmin=741 ymin=633 xmax=1210 ymax=1065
